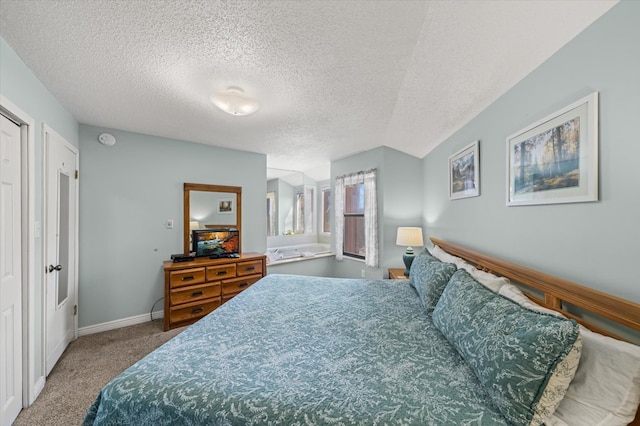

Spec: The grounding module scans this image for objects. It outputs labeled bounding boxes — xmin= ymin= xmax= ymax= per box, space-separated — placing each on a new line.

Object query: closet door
xmin=0 ymin=113 xmax=23 ymax=425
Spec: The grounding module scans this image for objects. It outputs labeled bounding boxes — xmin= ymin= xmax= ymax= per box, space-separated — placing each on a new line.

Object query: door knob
xmin=48 ymin=264 xmax=63 ymax=273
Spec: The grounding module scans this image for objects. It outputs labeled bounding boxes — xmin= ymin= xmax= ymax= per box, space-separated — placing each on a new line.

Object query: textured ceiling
xmin=0 ymin=0 xmax=617 ymax=180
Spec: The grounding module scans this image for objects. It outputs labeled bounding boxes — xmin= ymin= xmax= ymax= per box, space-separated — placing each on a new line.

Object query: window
xmin=343 ymin=184 xmax=364 ymax=258
xmin=321 ymin=188 xmax=331 ymax=233
xmin=334 ymin=169 xmax=378 ymax=268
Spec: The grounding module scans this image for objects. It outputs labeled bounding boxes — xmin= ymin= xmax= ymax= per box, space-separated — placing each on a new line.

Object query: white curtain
xmin=334 ymin=177 xmax=345 ymax=261
xmin=334 ymin=169 xmax=378 ymax=268
xmin=363 ymin=170 xmax=378 ymax=268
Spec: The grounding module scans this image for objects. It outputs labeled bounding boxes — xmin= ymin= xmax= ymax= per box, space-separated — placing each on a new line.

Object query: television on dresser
xmin=191 ymin=228 xmax=239 ymax=258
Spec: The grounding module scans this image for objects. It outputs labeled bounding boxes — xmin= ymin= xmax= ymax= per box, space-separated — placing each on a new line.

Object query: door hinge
xmin=75 ymin=170 xmax=79 ymax=179
xmin=74 ymin=305 xmax=78 ymax=316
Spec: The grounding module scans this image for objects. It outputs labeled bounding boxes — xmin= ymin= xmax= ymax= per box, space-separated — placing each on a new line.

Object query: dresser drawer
xmin=221 ymin=274 xmax=262 ymax=296
xmin=206 ymin=264 xmax=236 ymax=281
xmin=170 ymin=282 xmax=220 ymax=305
xmin=237 ymin=260 xmax=263 ymax=277
xmin=169 ymin=299 xmax=220 ymax=324
xmin=169 ymin=267 xmax=205 ymax=288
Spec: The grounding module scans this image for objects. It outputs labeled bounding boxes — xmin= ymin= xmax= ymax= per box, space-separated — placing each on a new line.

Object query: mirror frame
xmin=183 ymin=183 xmax=242 ymax=254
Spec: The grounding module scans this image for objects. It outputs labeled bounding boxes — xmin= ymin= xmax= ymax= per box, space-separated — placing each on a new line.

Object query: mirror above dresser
xmin=183 ymin=183 xmax=242 ymax=254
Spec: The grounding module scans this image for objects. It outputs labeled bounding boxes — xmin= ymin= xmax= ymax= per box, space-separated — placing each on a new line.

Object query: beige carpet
xmin=14 ymin=320 xmax=184 ymax=426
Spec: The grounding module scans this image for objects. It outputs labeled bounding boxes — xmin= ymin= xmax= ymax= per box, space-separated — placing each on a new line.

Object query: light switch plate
xmin=166 ymin=219 xmax=174 ymax=229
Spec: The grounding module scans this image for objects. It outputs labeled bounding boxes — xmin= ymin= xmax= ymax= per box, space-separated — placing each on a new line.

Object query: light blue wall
xmin=78 ymin=125 xmax=266 ymax=327
xmin=1 ymin=36 xmax=79 ymax=381
xmin=381 ymin=147 xmax=424 ymax=270
xmin=0 ymin=38 xmax=79 ymax=147
xmin=331 ymin=146 xmax=422 ymax=279
xmin=423 ymin=1 xmax=640 ymax=303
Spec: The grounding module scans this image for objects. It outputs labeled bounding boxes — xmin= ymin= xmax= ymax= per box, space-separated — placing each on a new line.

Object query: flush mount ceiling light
xmin=210 ymin=86 xmax=259 ymax=116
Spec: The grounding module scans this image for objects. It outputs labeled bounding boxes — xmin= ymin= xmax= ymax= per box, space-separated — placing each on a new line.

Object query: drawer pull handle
xmin=181 ymin=275 xmax=195 ymax=281
xmin=246 ymin=266 xmax=256 ymax=271
xmin=191 ymin=308 xmax=204 ymax=314
xmin=216 ymin=271 xmax=228 ymax=276
xmin=239 ymin=282 xmax=249 ymax=288
xmin=191 ymin=291 xmax=204 ymax=297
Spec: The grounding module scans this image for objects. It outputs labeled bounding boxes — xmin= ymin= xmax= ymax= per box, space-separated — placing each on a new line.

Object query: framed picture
xmin=449 ymin=141 xmax=480 ymax=200
xmin=217 ymin=198 xmax=234 ymax=214
xmin=506 ymin=92 xmax=598 ymax=206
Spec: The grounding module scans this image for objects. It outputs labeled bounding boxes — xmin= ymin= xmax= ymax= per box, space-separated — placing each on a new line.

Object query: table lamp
xmin=396 ymin=227 xmax=424 ymax=276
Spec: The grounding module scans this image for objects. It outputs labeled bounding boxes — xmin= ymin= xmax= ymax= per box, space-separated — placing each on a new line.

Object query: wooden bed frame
xmin=432 ymin=238 xmax=640 ymax=425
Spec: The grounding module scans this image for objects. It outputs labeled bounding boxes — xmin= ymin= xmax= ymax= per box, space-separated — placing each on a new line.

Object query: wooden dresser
xmin=163 ymin=253 xmax=266 ymax=331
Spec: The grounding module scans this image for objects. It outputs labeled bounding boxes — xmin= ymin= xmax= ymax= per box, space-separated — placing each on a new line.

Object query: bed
xmin=83 ymin=239 xmax=640 ymax=426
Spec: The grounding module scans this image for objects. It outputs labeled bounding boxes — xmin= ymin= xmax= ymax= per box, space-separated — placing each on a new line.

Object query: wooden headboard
xmin=432 ymin=238 xmax=640 ymax=425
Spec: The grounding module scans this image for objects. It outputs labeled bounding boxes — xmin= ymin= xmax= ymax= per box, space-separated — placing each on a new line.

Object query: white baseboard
xmin=78 ymin=310 xmax=164 ymax=337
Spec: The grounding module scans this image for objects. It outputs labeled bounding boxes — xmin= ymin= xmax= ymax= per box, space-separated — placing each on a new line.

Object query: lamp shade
xmin=396 ymin=227 xmax=424 ymax=276
xmin=396 ymin=227 xmax=424 ymax=247
xmin=210 ymin=86 xmax=259 ymax=116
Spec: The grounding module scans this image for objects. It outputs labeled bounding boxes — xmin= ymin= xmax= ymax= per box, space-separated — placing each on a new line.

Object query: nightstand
xmin=388 ymin=268 xmax=409 ymax=280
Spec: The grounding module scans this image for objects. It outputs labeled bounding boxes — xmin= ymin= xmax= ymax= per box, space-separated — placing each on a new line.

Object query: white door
xmin=44 ymin=127 xmax=78 ymax=376
xmin=0 ymin=114 xmax=23 ymax=425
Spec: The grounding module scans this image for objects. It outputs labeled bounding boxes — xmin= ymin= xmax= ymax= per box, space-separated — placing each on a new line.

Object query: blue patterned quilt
xmin=83 ymin=274 xmax=508 ymax=425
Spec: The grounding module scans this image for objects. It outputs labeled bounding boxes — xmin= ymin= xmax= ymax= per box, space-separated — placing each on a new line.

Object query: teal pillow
xmin=412 ymin=260 xmax=457 ymax=314
xmin=432 ymin=269 xmax=581 ymax=426
xmin=408 ymin=250 xmax=439 ymax=288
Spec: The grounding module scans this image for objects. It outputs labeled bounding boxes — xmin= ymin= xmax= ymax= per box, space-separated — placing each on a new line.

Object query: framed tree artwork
xmin=506 ymin=92 xmax=598 ymax=206
xmin=449 ymin=141 xmax=480 ymax=200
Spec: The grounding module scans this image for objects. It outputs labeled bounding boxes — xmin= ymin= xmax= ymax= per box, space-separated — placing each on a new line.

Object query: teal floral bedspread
xmin=83 ymin=274 xmax=508 ymax=425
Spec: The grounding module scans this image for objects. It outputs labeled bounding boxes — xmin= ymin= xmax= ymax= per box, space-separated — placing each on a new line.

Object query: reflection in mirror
xmin=183 ymin=183 xmax=241 ymax=254
xmin=266 ymin=191 xmax=276 ymax=236
xmin=266 ymin=168 xmax=332 ymax=239
xmin=189 ymin=191 xmax=237 ymax=227
xmin=266 ymin=168 xmax=305 ymax=236
xmin=295 ymin=186 xmax=315 ymax=234
xmin=321 ymin=186 xmax=331 ymax=233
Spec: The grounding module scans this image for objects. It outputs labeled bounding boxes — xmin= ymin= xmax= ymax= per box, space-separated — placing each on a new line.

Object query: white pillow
xmin=466 ymin=267 xmax=510 ymax=293
xmin=498 ymin=284 xmax=564 ymax=317
xmin=499 ymin=283 xmax=640 ymax=425
xmin=551 ymin=326 xmax=640 ymax=426
xmin=429 ymin=245 xmax=469 ymax=267
xmin=430 ymin=245 xmax=509 ymax=293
